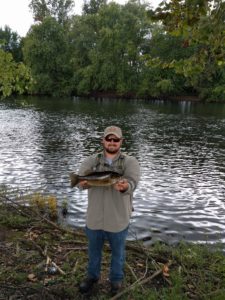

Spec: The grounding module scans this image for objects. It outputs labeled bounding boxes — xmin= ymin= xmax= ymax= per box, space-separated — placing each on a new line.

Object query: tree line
xmin=0 ymin=0 xmax=224 ymax=101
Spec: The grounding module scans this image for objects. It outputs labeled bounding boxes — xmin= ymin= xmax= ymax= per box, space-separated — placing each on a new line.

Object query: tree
xmin=138 ymin=23 xmax=198 ymax=97
xmin=0 ymin=26 xmax=23 ymax=62
xmin=23 ymin=17 xmax=73 ymax=96
xmin=70 ymin=0 xmax=152 ymax=95
xmin=0 ymin=49 xmax=31 ymax=98
xmin=69 ymin=13 xmax=98 ymax=94
xmin=83 ymin=0 xmax=106 ymax=15
xmin=148 ymin=0 xmax=225 ymax=100
xmin=29 ymin=0 xmax=74 ymax=24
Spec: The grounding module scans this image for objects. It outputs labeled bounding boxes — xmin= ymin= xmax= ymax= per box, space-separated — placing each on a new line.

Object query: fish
xmin=70 ymin=171 xmax=122 ymax=187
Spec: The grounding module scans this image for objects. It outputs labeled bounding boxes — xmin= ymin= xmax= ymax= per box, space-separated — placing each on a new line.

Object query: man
xmin=78 ymin=125 xmax=140 ymax=295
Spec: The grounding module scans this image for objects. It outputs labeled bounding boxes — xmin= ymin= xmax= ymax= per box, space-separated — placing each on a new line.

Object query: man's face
xmin=102 ymin=134 xmax=122 ymax=154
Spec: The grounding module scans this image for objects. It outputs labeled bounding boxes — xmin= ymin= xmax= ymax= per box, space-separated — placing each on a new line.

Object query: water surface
xmin=1 ymin=97 xmax=225 ymax=246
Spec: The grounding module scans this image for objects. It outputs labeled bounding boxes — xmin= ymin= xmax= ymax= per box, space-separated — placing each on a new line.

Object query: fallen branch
xmin=126 ymin=262 xmax=139 ymax=282
xmin=29 ymin=239 xmax=66 ymax=275
xmin=0 ymin=194 xmax=32 ymax=218
xmin=204 ymin=288 xmax=225 ymax=297
xmin=63 ymin=247 xmax=88 ymax=258
xmin=1 ymin=194 xmax=86 ymax=239
xmin=110 ymin=261 xmax=172 ymax=300
xmin=125 ymin=243 xmax=149 ymax=255
xmin=72 ymin=259 xmax=79 ymax=274
xmin=126 ymin=257 xmax=149 ymax=292
xmin=51 ymin=260 xmax=66 ymax=275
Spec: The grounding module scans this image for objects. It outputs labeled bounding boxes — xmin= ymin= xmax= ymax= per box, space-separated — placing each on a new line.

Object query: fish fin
xmin=69 ymin=173 xmax=79 ymax=187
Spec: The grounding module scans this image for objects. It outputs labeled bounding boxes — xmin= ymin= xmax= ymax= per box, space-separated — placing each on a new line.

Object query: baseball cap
xmin=103 ymin=126 xmax=123 ymax=139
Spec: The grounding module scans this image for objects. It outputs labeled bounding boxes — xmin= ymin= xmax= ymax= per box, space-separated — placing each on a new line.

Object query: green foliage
xmin=0 ymin=205 xmax=31 ymax=228
xmin=0 ymin=25 xmax=23 ymax=62
xmin=138 ymin=241 xmax=225 ymax=300
xmin=29 ymin=0 xmax=74 ymax=24
xmin=211 ymin=84 xmax=225 ymax=102
xmin=156 ymin=79 xmax=175 ymax=94
xmin=23 ymin=17 xmax=73 ymax=96
xmin=0 ymin=0 xmax=222 ymax=100
xmin=146 ymin=29 xmax=196 ymax=62
xmin=149 ymin=0 xmax=225 ymax=100
xmin=0 ymin=49 xmax=31 ymax=98
xmin=83 ymin=0 xmax=107 ymax=15
xmin=70 ymin=0 xmax=152 ymax=96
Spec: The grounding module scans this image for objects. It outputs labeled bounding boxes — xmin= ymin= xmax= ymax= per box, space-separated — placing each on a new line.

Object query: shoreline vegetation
xmin=0 ymin=0 xmax=224 ymax=103
xmin=0 ymin=190 xmax=225 ymax=299
xmin=86 ymin=92 xmax=202 ymax=102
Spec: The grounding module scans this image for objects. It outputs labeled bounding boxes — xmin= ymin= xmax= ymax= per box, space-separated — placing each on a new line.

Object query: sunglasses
xmin=105 ymin=137 xmax=121 ymax=143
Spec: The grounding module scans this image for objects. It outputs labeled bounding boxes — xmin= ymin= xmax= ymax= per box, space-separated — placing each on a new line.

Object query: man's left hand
xmin=114 ymin=179 xmax=129 ymax=192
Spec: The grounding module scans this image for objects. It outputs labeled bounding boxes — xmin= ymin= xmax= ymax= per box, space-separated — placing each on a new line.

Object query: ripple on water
xmin=1 ymin=98 xmax=225 ymax=246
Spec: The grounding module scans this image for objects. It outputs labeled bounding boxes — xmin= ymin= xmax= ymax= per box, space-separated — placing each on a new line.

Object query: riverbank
xmin=85 ymin=91 xmax=203 ymax=102
xmin=0 ymin=192 xmax=225 ymax=299
xmin=7 ymin=91 xmax=224 ymax=103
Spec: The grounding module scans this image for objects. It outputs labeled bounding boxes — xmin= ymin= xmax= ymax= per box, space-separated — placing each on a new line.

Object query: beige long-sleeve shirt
xmin=78 ymin=151 xmax=140 ymax=232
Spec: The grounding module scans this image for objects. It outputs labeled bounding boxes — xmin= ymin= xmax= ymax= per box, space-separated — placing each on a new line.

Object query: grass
xmin=0 ymin=189 xmax=225 ymax=299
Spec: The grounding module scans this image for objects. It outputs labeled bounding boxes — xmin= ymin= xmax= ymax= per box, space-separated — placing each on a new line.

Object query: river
xmin=0 ymin=96 xmax=225 ymax=246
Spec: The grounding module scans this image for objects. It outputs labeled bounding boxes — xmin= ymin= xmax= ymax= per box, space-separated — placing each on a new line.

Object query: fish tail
xmin=70 ymin=173 xmax=79 ymax=187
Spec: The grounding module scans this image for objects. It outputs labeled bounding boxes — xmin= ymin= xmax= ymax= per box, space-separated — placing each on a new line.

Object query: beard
xmin=105 ymin=148 xmax=119 ymax=154
xmin=104 ymin=145 xmax=120 ymax=154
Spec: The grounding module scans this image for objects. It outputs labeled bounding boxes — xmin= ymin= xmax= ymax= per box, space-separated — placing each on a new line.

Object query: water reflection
xmin=0 ymin=97 xmax=225 ymax=246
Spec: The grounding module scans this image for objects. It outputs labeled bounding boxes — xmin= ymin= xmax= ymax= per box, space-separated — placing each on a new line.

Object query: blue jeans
xmin=85 ymin=226 xmax=128 ymax=283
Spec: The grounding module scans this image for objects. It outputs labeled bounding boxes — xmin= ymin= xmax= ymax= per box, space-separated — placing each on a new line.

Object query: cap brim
xmin=104 ymin=132 xmax=122 ymax=138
